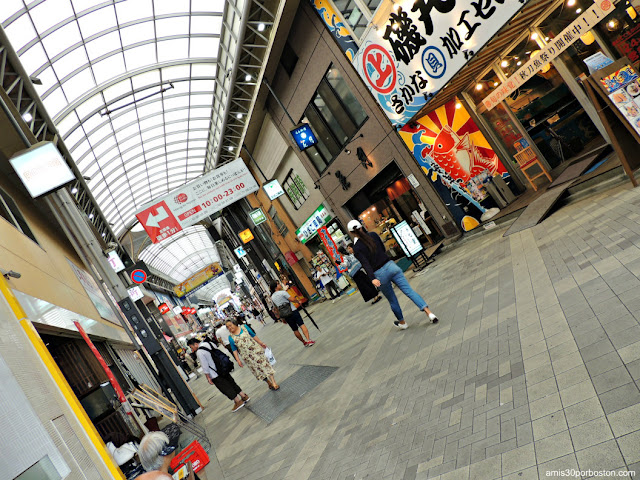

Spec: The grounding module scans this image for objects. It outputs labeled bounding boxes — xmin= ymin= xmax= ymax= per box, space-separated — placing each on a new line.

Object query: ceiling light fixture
xmin=22 ymin=112 xmax=33 ymax=122
xmin=244 ymin=74 xmax=251 ymax=81
xmin=501 ymin=59 xmax=509 ymax=68
xmin=567 ymin=0 xmax=576 ymax=6
xmin=236 ymin=113 xmax=243 ymax=119
xmin=258 ymin=23 xmax=266 ymax=31
xmin=71 ymin=187 xmax=78 ymax=194
xmin=455 ymin=102 xmax=462 ymax=109
xmin=476 ymin=83 xmax=483 ymax=90
xmin=531 ymin=32 xmax=538 ymax=40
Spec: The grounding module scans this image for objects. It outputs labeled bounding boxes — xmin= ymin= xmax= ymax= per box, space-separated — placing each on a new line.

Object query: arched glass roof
xmin=1 ymin=0 xmax=243 ymax=235
xmin=139 ymin=225 xmax=220 ymax=282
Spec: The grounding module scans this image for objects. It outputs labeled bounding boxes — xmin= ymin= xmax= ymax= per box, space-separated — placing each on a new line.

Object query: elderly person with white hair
xmin=138 ymin=428 xmax=199 ymax=480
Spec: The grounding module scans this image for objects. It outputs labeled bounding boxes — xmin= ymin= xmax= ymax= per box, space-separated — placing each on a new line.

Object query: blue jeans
xmin=375 ymin=261 xmax=428 ymax=321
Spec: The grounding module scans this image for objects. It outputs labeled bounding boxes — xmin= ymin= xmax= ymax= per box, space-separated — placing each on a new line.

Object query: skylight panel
xmin=131 ymin=70 xmax=161 ymax=90
xmin=155 ymin=16 xmax=189 ymax=37
xmin=42 ymin=21 xmax=82 ymax=59
xmin=190 ymin=16 xmax=222 ymax=36
xmin=42 ymin=88 xmax=68 ymax=118
xmin=32 ymin=67 xmax=57 ymax=96
xmin=164 ymin=109 xmax=188 ymax=122
xmin=4 ymin=15 xmax=38 ymax=53
xmin=29 ymin=0 xmax=74 ymax=34
xmin=115 ymin=124 xmax=141 ymax=143
xmin=140 ymin=125 xmax=164 ymax=141
xmin=191 ymin=0 xmax=225 ymax=13
xmin=137 ymin=115 xmax=162 ymax=131
xmin=190 ymin=79 xmax=215 ymax=93
xmin=75 ymin=94 xmax=104 ymax=121
xmin=62 ymin=68 xmax=95 ymax=102
xmin=161 ymin=65 xmax=190 ymax=82
xmin=85 ymin=31 xmax=121 ymax=61
xmin=52 ymin=47 xmax=89 ymax=81
xmin=71 ymin=140 xmax=92 ymax=161
xmin=119 ymin=134 xmax=143 ymax=151
xmin=58 ymin=112 xmax=81 ymax=138
xmin=19 ymin=43 xmax=48 ymax=76
xmin=136 ymin=100 xmax=163 ymax=118
xmin=119 ymin=21 xmax=155 ymax=47
xmin=93 ymin=137 xmax=118 ymax=158
xmin=188 ymin=119 xmax=210 ymax=130
xmin=163 ymin=95 xmax=190 ymax=110
xmin=109 ymin=110 xmax=138 ymax=131
xmin=124 ymin=44 xmax=157 ymax=70
xmin=77 ymin=5 xmax=117 ymax=38
xmin=115 ymin=0 xmax=153 ymax=24
xmin=91 ymin=52 xmax=126 ymax=84
xmin=71 ymin=0 xmax=108 ymax=14
xmin=122 ymin=145 xmax=144 ymax=161
xmin=190 ymin=38 xmax=219 ymax=58
xmin=167 ymin=131 xmax=189 ymax=142
xmin=144 ymin=137 xmax=166 ymax=151
xmin=191 ymin=63 xmax=217 ymax=78
xmin=157 ymin=38 xmax=188 ymax=62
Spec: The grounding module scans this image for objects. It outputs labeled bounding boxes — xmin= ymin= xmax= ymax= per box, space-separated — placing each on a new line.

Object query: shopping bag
xmin=264 ymin=347 xmax=276 ymax=365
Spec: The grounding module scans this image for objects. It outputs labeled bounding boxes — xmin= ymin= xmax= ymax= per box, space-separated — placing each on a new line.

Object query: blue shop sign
xmin=290 ymin=123 xmax=317 ymax=151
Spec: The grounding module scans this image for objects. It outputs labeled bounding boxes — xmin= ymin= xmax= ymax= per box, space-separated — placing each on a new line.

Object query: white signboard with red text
xmin=135 ymin=159 xmax=259 ymax=243
xmin=352 ymin=0 xmax=530 ymax=126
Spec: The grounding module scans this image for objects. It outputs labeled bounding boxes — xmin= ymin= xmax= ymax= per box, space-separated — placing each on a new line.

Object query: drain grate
xmin=245 ymin=365 xmax=338 ymax=424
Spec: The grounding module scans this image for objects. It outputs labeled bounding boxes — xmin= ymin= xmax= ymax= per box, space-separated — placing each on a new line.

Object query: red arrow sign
xmin=135 ymin=201 xmax=182 ymax=244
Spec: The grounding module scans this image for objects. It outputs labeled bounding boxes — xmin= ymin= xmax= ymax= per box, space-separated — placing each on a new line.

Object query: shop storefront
xmin=295 ymin=203 xmax=350 ymax=253
xmin=344 ymin=162 xmax=445 ymax=257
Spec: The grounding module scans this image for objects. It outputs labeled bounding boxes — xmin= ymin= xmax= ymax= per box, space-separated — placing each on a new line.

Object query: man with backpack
xmin=270 ymin=281 xmax=315 ymax=347
xmin=186 ymin=337 xmax=249 ymax=412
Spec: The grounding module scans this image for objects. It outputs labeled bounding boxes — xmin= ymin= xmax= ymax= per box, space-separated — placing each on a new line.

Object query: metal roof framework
xmin=0 ymin=0 xmax=280 ymax=298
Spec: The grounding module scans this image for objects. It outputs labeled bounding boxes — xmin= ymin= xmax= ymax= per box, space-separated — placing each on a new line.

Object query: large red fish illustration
xmin=426 ymin=125 xmax=505 ymax=183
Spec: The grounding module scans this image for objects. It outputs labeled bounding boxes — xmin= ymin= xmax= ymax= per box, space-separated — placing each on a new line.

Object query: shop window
xmin=268 ymin=206 xmax=289 ymax=236
xmin=537 ymin=0 xmax=608 ymax=79
xmin=595 ymin=0 xmax=640 ymax=64
xmin=498 ymin=36 xmax=604 ymax=168
xmin=333 ymin=0 xmax=369 ymax=38
xmin=280 ymin=42 xmax=298 ymax=76
xmin=0 ymin=188 xmax=39 ymax=244
xmin=465 ymin=73 xmax=524 ymax=159
xmin=283 ymin=169 xmax=309 ymax=209
xmin=303 ymin=66 xmax=368 ymax=172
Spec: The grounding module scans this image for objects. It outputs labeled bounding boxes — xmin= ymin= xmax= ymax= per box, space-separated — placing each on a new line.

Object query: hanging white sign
xmin=483 ymin=0 xmax=614 ymax=110
xmin=353 ymin=0 xmax=530 ymax=126
xmin=135 ymin=159 xmax=259 ymax=244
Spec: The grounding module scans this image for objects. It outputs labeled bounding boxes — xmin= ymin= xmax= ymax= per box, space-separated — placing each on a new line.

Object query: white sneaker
xmin=394 ymin=321 xmax=409 ymax=330
xmin=428 ymin=313 xmax=439 ymax=324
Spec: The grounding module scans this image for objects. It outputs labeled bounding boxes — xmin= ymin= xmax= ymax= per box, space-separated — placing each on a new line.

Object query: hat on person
xmin=347 ymin=220 xmax=362 ymax=232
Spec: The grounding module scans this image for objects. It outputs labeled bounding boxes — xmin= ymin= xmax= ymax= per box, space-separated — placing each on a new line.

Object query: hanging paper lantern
xmin=580 ymin=31 xmax=596 ymax=45
xmin=628 ymin=6 xmax=637 ymax=19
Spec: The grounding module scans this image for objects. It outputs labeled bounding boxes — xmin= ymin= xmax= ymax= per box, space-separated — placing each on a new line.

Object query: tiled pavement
xmin=193 ymin=183 xmax=640 ymax=480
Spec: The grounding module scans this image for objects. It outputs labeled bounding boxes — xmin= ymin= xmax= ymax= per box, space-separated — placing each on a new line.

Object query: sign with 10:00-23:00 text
xmin=352 ymin=0 xmax=530 ymax=127
xmin=135 ymin=158 xmax=259 ymax=244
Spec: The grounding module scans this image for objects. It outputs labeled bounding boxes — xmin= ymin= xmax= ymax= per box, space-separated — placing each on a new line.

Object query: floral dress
xmin=229 ymin=326 xmax=275 ymax=381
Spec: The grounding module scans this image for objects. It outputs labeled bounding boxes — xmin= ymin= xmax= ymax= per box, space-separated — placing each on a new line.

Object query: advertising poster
xmin=67 ymin=259 xmax=119 ymax=324
xmin=173 ymin=263 xmax=224 ymax=298
xmin=135 ymin=158 xmax=258 ymax=244
xmin=600 ymin=64 xmax=640 ymax=137
xmin=400 ymin=99 xmax=508 ymax=231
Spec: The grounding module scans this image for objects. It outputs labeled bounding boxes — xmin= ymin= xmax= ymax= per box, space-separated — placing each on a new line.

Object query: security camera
xmin=103 ymin=242 xmax=119 ymax=254
xmin=1 ymin=269 xmax=21 ymax=279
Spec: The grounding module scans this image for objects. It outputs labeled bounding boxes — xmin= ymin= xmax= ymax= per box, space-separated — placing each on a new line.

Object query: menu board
xmin=391 ymin=220 xmax=423 ymax=257
xmin=600 ymin=64 xmax=640 ymax=136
